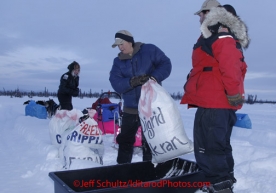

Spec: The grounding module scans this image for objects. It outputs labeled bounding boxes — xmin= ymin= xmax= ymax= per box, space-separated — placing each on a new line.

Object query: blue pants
xmin=193 ymin=108 xmax=237 ymax=183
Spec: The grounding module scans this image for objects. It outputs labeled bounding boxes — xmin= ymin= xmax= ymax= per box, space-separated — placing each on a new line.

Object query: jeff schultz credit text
xmin=73 ymin=179 xmax=211 ymax=188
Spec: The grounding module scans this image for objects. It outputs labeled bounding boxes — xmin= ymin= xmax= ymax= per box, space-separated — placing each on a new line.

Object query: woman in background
xmin=57 ymin=61 xmax=80 ymax=110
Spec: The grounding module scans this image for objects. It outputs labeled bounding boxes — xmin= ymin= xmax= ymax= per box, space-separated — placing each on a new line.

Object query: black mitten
xmin=130 ymin=75 xmax=149 ymax=87
xmin=227 ymin=94 xmax=244 ymax=106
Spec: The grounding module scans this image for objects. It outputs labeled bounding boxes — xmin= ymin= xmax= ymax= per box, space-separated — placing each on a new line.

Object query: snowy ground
xmin=0 ymin=96 xmax=275 ymax=193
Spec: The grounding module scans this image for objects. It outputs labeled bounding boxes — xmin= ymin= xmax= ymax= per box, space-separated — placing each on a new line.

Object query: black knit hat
xmin=112 ymin=30 xmax=135 ymax=48
xmin=67 ymin=61 xmax=80 ymax=72
xmin=223 ymin=4 xmax=237 ymax=16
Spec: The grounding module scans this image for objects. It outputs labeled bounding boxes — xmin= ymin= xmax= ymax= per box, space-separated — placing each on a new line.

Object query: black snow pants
xmin=116 ymin=112 xmax=152 ymax=164
xmin=193 ymin=107 xmax=237 ymax=183
xmin=57 ymin=92 xmax=73 ymax=110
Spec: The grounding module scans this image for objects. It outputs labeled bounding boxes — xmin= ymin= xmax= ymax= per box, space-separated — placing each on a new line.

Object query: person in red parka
xmin=180 ymin=1 xmax=250 ymax=192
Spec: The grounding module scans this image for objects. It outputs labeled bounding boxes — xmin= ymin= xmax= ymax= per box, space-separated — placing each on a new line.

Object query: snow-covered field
xmin=0 ymin=96 xmax=275 ymax=193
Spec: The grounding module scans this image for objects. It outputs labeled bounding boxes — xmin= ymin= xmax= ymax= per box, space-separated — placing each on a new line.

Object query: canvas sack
xmin=63 ymin=116 xmax=104 ymax=169
xmin=138 ymin=80 xmax=193 ymax=163
xmin=49 ymin=109 xmax=83 ymax=149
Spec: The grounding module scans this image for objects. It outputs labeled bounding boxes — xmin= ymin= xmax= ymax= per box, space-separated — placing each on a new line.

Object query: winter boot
xmin=201 ymin=179 xmax=234 ymax=193
xmin=117 ymin=144 xmax=133 ymax=164
xmin=229 ymin=171 xmax=237 ymax=184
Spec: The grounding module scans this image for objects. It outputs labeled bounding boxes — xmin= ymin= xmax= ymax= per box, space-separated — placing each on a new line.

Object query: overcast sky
xmin=1 ymin=0 xmax=275 ymax=100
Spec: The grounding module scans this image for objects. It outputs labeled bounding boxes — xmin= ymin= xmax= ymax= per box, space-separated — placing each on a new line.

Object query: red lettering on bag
xmin=80 ymin=124 xmax=88 ymax=133
xmin=80 ymin=124 xmax=100 ymax=136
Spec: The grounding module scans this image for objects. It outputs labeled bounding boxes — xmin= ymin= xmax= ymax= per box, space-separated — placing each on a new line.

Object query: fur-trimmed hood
xmin=201 ymin=6 xmax=250 ymax=49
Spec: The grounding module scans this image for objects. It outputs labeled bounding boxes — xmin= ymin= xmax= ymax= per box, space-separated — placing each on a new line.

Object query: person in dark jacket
xmin=181 ymin=1 xmax=250 ymax=192
xmin=58 ymin=61 xmax=80 ymax=110
xmin=109 ymin=30 xmax=172 ymax=164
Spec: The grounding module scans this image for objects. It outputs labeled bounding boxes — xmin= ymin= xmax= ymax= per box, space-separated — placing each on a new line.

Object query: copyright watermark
xmin=73 ymin=179 xmax=210 ymax=188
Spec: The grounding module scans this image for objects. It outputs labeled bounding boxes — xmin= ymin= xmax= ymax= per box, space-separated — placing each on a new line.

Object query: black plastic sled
xmin=49 ymin=158 xmax=207 ymax=193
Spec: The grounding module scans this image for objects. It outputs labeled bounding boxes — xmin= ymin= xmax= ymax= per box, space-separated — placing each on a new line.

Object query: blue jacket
xmin=109 ymin=42 xmax=171 ymax=113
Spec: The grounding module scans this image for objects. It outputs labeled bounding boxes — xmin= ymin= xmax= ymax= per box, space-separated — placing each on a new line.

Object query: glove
xmin=72 ymin=88 xmax=79 ymax=97
xmin=227 ymin=94 xmax=244 ymax=107
xmin=130 ymin=75 xmax=149 ymax=87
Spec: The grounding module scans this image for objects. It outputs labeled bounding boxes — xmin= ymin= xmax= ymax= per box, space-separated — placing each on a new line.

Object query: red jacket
xmin=180 ymin=35 xmax=247 ymax=109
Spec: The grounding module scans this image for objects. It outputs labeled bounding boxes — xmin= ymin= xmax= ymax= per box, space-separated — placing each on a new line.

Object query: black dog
xmin=45 ymin=99 xmax=60 ymax=118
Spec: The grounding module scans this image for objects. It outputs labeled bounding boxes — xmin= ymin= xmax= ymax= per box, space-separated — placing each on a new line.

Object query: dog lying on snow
xmin=23 ymin=99 xmax=60 ymax=118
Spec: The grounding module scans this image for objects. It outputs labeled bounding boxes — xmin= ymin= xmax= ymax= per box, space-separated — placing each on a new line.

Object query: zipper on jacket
xmin=131 ymin=57 xmax=140 ymax=104
xmin=131 ymin=58 xmax=138 ymax=76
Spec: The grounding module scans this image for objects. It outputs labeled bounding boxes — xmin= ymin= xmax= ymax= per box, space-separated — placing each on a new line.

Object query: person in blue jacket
xmin=57 ymin=61 xmax=80 ymax=110
xmin=109 ymin=30 xmax=172 ymax=164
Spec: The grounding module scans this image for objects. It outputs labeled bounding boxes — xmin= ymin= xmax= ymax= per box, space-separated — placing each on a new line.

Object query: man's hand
xmin=227 ymin=94 xmax=244 ymax=106
xmin=130 ymin=75 xmax=149 ymax=87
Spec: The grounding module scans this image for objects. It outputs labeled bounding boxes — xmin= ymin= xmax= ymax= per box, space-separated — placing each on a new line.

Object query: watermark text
xmin=73 ymin=179 xmax=210 ymax=189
